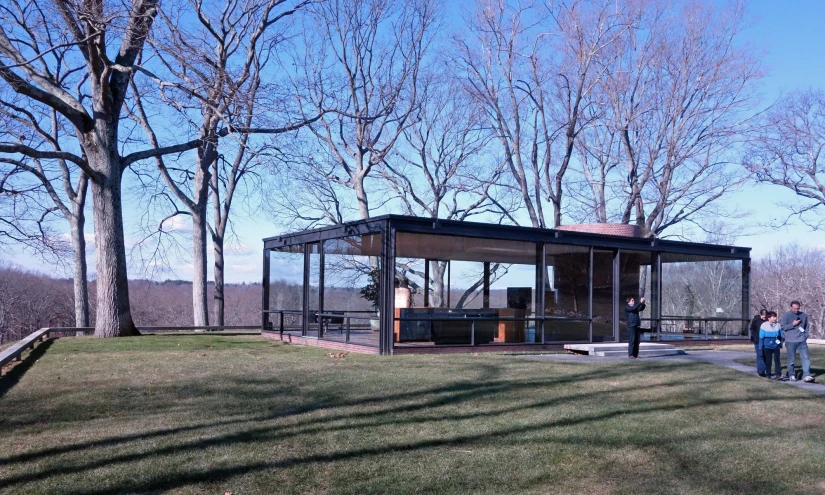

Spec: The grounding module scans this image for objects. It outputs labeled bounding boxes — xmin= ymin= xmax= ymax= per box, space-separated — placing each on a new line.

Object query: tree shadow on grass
xmin=0 ymin=339 xmax=53 ymax=399
xmin=47 ymin=392 xmax=823 ymax=495
xmin=0 ymin=360 xmax=814 ymax=494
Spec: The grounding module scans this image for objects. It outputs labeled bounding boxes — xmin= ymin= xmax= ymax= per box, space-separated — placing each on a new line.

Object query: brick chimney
xmin=555 ymin=223 xmax=643 ymax=238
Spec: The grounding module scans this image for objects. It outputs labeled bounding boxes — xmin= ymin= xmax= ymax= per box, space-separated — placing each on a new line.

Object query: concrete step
xmin=594 ymin=349 xmax=685 ymax=357
xmin=564 ymin=343 xmax=676 ymax=355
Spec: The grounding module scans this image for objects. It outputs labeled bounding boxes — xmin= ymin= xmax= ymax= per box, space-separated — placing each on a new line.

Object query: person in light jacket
xmin=759 ymin=311 xmax=784 ymax=380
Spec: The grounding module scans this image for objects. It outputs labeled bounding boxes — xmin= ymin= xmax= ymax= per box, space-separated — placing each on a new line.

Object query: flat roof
xmin=263 ymin=215 xmax=750 ymax=260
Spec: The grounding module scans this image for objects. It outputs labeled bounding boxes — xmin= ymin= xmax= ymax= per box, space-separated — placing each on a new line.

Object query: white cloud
xmin=228 ymin=263 xmax=258 ymax=273
xmin=160 ymin=216 xmax=192 ymax=233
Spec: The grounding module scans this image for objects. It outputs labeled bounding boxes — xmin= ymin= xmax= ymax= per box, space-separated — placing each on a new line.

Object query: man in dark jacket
xmin=780 ymin=300 xmax=814 ymax=382
xmin=749 ymin=309 xmax=767 ymax=376
xmin=625 ymin=296 xmax=646 ymax=358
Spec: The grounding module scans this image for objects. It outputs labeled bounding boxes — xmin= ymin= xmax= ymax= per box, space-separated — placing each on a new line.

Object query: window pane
xmin=592 ymin=250 xmax=614 ymax=342
xmin=394 ymin=233 xmax=538 ymax=345
xmin=322 ymin=234 xmax=381 ymax=347
xmin=661 ymin=253 xmax=743 ymax=338
xmin=618 ymin=251 xmax=653 ymax=341
xmin=545 ymin=245 xmax=590 ymax=341
xmin=268 ymin=245 xmax=304 ymax=335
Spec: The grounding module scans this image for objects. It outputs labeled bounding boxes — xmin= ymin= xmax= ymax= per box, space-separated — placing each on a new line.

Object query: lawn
xmin=733 ymin=344 xmax=825 ymax=377
xmin=1 ymin=335 xmax=825 ymax=495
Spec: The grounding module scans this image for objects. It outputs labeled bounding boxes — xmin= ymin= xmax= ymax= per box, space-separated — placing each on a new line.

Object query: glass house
xmin=262 ymin=215 xmax=751 ymax=355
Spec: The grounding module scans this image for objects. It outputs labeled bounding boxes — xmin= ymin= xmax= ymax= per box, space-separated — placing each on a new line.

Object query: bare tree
xmin=599 ymin=0 xmax=760 ymax=237
xmin=751 ymin=244 xmax=825 ymax=339
xmin=0 ymin=87 xmax=90 ymax=326
xmin=382 ymin=78 xmax=510 ymax=222
xmin=744 ymin=89 xmax=825 ymax=230
xmin=126 ymin=0 xmax=312 ymax=326
xmin=452 ymin=0 xmax=626 ymax=228
xmin=292 ymin=0 xmax=437 ymax=222
xmin=0 ymin=0 xmax=166 ymax=336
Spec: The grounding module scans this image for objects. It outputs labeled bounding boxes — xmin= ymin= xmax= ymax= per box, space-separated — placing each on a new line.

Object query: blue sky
xmin=4 ymin=0 xmax=825 ymax=283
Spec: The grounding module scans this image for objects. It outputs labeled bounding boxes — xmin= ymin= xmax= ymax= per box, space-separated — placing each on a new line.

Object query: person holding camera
xmin=625 ymin=296 xmax=646 ymax=359
xmin=780 ymin=300 xmax=815 ymax=382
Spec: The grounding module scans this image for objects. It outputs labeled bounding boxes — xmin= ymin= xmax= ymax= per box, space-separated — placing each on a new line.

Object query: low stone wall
xmin=261 ymin=331 xmax=380 ymax=354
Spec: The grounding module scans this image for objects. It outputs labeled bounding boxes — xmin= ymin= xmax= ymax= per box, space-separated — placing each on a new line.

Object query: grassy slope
xmin=1 ymin=336 xmax=824 ymax=495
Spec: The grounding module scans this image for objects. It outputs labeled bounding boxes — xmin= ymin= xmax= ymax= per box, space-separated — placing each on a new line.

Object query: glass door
xmin=306 ymin=242 xmax=321 ymax=337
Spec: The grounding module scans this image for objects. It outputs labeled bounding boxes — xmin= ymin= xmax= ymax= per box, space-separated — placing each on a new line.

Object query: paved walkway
xmin=521 ymin=350 xmax=825 ymax=396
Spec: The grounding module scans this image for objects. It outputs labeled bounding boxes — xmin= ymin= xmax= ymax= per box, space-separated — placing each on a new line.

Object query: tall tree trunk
xmin=190 ymin=147 xmax=213 ymax=327
xmin=191 ymin=207 xmax=210 ymax=327
xmin=90 ymin=150 xmax=139 ymax=337
xmin=70 ymin=208 xmax=89 ymax=327
xmin=212 ymin=231 xmax=225 ymax=327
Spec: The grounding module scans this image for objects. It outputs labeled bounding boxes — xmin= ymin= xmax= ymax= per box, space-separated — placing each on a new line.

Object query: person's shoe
xmin=780 ymin=374 xmax=789 ymax=381
xmin=628 ymin=355 xmax=637 ymax=359
xmin=789 ymin=375 xmax=797 ymax=382
xmin=757 ymin=371 xmax=766 ymax=377
xmin=803 ymin=376 xmax=815 ymax=383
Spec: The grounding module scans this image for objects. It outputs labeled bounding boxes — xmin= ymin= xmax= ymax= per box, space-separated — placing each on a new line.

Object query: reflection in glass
xmin=545 ymin=245 xmax=590 ymax=341
xmin=322 ymin=234 xmax=381 ymax=347
xmin=592 ymin=250 xmax=614 ymax=342
xmin=394 ymin=233 xmax=538 ymax=345
xmin=268 ymin=245 xmax=304 ymax=335
xmin=618 ymin=251 xmax=653 ymax=341
xmin=661 ymin=254 xmax=743 ymax=338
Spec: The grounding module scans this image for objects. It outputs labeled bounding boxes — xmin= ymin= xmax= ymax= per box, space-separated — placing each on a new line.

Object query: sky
xmin=3 ymin=0 xmax=825 ymax=283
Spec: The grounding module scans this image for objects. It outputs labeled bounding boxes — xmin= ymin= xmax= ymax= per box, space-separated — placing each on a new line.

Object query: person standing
xmin=749 ymin=309 xmax=768 ymax=376
xmin=625 ymin=296 xmax=646 ymax=359
xmin=759 ymin=311 xmax=784 ymax=380
xmin=780 ymin=300 xmax=815 ymax=382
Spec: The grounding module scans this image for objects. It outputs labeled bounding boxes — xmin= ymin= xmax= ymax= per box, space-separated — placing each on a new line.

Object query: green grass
xmin=733 ymin=344 xmax=825 ymax=377
xmin=1 ymin=335 xmax=825 ymax=495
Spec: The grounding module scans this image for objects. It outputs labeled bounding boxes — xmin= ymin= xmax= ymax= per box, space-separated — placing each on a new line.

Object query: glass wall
xmin=618 ymin=250 xmax=653 ymax=341
xmin=660 ymin=253 xmax=744 ymax=339
xmin=592 ymin=249 xmax=615 ymax=342
xmin=267 ymin=245 xmax=304 ymax=335
xmin=395 ymin=233 xmax=538 ymax=346
xmin=322 ymin=234 xmax=381 ymax=346
xmin=545 ymin=245 xmax=590 ymax=341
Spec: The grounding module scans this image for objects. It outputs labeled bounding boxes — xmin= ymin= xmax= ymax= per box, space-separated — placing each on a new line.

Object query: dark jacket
xmin=625 ymin=301 xmax=646 ymax=327
xmin=749 ymin=314 xmax=764 ymax=342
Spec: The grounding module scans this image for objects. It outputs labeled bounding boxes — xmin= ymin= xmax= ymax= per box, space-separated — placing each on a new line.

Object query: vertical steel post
xmin=588 ymin=247 xmax=594 ymax=343
xmin=302 ymin=243 xmax=310 ymax=337
xmin=262 ymin=248 xmax=270 ymax=332
xmin=379 ymin=221 xmax=396 ymax=355
xmin=319 ymin=241 xmax=325 ymax=339
xmin=613 ymin=249 xmax=620 ymax=343
xmin=483 ymin=262 xmax=490 ymax=309
xmin=651 ymin=252 xmax=662 ymax=341
xmin=537 ymin=242 xmax=546 ymax=344
xmin=471 ymin=320 xmax=475 ymax=346
xmin=346 ymin=317 xmax=351 ymax=343
xmin=741 ymin=257 xmax=751 ymax=338
xmin=424 ymin=258 xmax=430 ymax=307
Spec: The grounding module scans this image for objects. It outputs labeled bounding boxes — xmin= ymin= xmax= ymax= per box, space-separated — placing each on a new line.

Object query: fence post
xmin=346 ymin=317 xmax=351 ymax=343
xmin=471 ymin=320 xmax=475 ymax=346
xmin=279 ymin=312 xmax=284 ymax=334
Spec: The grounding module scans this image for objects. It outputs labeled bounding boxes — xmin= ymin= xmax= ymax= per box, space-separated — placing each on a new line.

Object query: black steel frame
xmin=262 ymin=215 xmax=751 ymax=355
